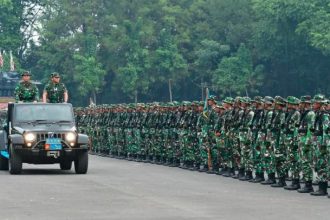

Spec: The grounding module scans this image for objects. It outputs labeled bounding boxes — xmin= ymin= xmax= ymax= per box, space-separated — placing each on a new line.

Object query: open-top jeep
xmin=0 ymin=103 xmax=89 ymax=174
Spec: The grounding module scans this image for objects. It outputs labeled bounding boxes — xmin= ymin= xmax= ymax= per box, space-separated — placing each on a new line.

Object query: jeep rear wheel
xmin=74 ymin=151 xmax=88 ymax=174
xmin=9 ymin=145 xmax=22 ymax=174
xmin=60 ymin=160 xmax=72 ymax=170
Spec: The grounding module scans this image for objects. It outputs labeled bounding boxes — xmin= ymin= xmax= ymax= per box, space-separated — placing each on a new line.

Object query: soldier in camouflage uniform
xmin=221 ymin=97 xmax=235 ymax=177
xmin=238 ymin=97 xmax=254 ymax=181
xmin=270 ymin=96 xmax=287 ymax=188
xmin=283 ymin=96 xmax=301 ymax=190
xmin=310 ymin=94 xmax=329 ymax=196
xmin=260 ymin=96 xmax=276 ymax=185
xmin=297 ymin=96 xmax=314 ymax=193
xmin=14 ymin=71 xmax=39 ymax=103
xmin=42 ymin=72 xmax=68 ymax=103
xmin=249 ymin=96 xmax=266 ymax=183
xmin=213 ymin=104 xmax=226 ymax=174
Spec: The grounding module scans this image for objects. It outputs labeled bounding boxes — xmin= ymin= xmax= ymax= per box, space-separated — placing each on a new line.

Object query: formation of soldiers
xmin=75 ymin=94 xmax=330 ymax=197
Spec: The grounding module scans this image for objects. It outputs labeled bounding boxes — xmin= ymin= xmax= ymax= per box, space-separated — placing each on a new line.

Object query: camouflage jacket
xmin=44 ymin=82 xmax=67 ymax=103
xmin=14 ymin=81 xmax=39 ymax=102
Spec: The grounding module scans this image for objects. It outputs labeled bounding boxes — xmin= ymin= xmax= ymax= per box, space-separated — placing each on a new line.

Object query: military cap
xmin=51 ymin=72 xmax=60 ymax=78
xmin=214 ymin=104 xmax=225 ymax=110
xmin=241 ymin=97 xmax=251 ymax=104
xmin=300 ymin=95 xmax=312 ymax=103
xmin=182 ymin=101 xmax=191 ymax=106
xmin=207 ymin=95 xmax=217 ymax=100
xmin=313 ymin=94 xmax=326 ymax=103
xmin=223 ymin=97 xmax=234 ymax=104
xmin=286 ymin=96 xmax=300 ymax=105
xmin=264 ymin=96 xmax=274 ymax=104
xmin=253 ymin=96 xmax=264 ymax=103
xmin=21 ymin=71 xmax=31 ymax=76
xmin=234 ymin=96 xmax=241 ymax=102
xmin=275 ymin=96 xmax=286 ymax=105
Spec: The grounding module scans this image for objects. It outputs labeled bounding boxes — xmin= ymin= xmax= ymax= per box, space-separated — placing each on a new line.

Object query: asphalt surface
xmin=0 ymin=154 xmax=329 ymax=220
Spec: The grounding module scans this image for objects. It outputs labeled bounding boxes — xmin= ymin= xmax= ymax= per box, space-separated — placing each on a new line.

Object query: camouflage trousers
xmin=273 ymin=132 xmax=287 ymax=178
xmin=314 ymin=135 xmax=328 ymax=182
xmin=198 ymin=138 xmax=208 ymax=166
xmin=215 ymin=135 xmax=227 ymax=168
xmin=224 ymin=133 xmax=234 ymax=169
xmin=299 ymin=134 xmax=313 ymax=181
xmin=252 ymin=131 xmax=264 ymax=173
xmin=284 ymin=134 xmax=300 ymax=179
xmin=231 ymin=131 xmax=240 ymax=169
xmin=261 ymin=131 xmax=276 ymax=174
xmin=239 ymin=130 xmax=253 ymax=171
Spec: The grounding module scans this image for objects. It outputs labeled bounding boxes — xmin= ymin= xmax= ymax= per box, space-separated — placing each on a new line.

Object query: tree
xmin=213 ymin=44 xmax=264 ymax=96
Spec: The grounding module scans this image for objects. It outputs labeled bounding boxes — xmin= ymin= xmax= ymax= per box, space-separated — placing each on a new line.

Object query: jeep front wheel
xmin=9 ymin=145 xmax=22 ymax=174
xmin=74 ymin=151 xmax=88 ymax=174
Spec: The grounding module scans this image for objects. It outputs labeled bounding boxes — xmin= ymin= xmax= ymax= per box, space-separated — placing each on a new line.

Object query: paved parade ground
xmin=0 ymin=154 xmax=329 ymax=220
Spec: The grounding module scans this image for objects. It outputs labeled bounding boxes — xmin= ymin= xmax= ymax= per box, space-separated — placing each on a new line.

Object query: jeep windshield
xmin=13 ymin=104 xmax=74 ymax=124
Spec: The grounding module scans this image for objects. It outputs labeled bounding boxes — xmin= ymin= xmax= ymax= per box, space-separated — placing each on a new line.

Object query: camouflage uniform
xmin=310 ymin=95 xmax=329 ymax=196
xmin=14 ymin=81 xmax=39 ymax=102
xmin=238 ymin=97 xmax=254 ymax=181
xmin=297 ymin=96 xmax=314 ymax=193
xmin=270 ymin=96 xmax=287 ymax=188
xmin=43 ymin=81 xmax=67 ymax=103
xmin=283 ymin=96 xmax=301 ymax=190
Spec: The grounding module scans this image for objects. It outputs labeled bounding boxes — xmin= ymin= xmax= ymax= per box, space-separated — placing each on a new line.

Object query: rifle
xmin=207 ymin=144 xmax=212 ymax=171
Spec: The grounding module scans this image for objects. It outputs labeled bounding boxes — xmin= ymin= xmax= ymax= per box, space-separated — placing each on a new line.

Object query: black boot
xmin=310 ymin=182 xmax=328 ymax=196
xmin=232 ymin=168 xmax=244 ymax=179
xmin=284 ymin=179 xmax=301 ymax=190
xmin=222 ymin=168 xmax=234 ymax=177
xmin=249 ymin=172 xmax=265 ymax=183
xmin=271 ymin=177 xmax=287 ymax=187
xmin=199 ymin=165 xmax=208 ymax=172
xmin=297 ymin=181 xmax=314 ymax=193
xmin=261 ymin=173 xmax=276 ymax=185
xmin=240 ymin=171 xmax=253 ymax=181
xmin=218 ymin=167 xmax=227 ymax=175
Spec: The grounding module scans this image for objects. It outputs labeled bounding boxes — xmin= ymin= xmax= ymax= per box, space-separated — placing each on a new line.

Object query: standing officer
xmin=42 ymin=72 xmax=68 ymax=103
xmin=14 ymin=71 xmax=39 ymax=103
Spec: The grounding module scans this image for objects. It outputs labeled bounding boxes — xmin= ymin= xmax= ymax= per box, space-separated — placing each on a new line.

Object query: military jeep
xmin=0 ymin=103 xmax=89 ymax=174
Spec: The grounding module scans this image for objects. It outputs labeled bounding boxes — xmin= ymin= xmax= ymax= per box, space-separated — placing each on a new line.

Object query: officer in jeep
xmin=42 ymin=72 xmax=69 ymax=103
xmin=14 ymin=71 xmax=39 ymax=103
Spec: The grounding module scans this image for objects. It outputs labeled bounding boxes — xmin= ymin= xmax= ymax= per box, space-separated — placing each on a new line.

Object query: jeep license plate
xmin=45 ymin=138 xmax=62 ymax=150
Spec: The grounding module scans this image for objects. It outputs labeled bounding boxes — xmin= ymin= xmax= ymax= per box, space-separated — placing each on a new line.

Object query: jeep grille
xmin=36 ymin=133 xmax=66 ymax=142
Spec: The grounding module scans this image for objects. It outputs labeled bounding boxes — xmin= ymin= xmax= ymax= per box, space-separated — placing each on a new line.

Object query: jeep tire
xmin=74 ymin=151 xmax=88 ymax=174
xmin=9 ymin=145 xmax=22 ymax=174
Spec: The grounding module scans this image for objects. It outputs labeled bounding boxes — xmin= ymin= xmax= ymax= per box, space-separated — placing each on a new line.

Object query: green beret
xmin=223 ymin=97 xmax=234 ymax=104
xmin=51 ymin=72 xmax=60 ymax=77
xmin=264 ymin=96 xmax=274 ymax=104
xmin=253 ymin=96 xmax=264 ymax=103
xmin=300 ymin=95 xmax=311 ymax=103
xmin=21 ymin=71 xmax=31 ymax=76
xmin=313 ymin=94 xmax=326 ymax=103
xmin=207 ymin=95 xmax=217 ymax=100
xmin=241 ymin=97 xmax=251 ymax=104
xmin=286 ymin=96 xmax=300 ymax=105
xmin=275 ymin=96 xmax=286 ymax=105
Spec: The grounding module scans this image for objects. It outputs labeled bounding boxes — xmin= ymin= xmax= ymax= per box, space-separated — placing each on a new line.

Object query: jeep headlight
xmin=65 ymin=132 xmax=76 ymax=142
xmin=24 ymin=133 xmax=36 ymax=142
